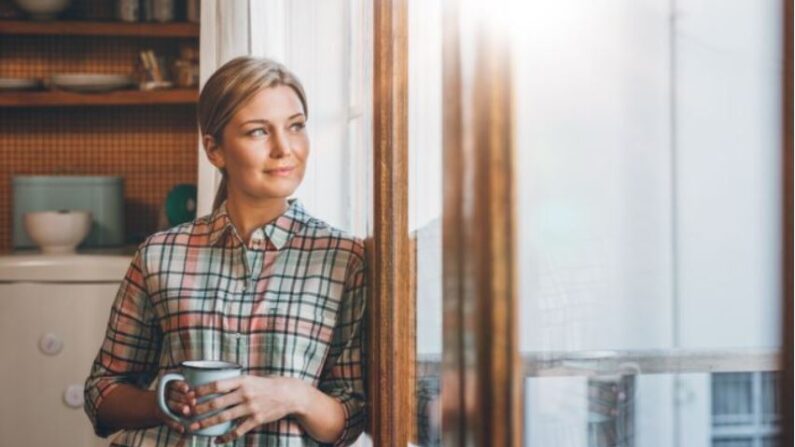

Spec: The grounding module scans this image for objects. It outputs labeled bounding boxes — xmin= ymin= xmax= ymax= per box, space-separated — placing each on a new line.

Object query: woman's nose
xmin=270 ymin=130 xmax=290 ymax=158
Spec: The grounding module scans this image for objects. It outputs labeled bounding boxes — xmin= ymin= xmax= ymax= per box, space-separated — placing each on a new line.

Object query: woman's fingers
xmin=167 ymin=380 xmax=191 ymax=394
xmin=190 ymin=402 xmax=249 ymax=432
xmin=164 ymin=418 xmax=185 ymax=434
xmin=193 ymin=377 xmax=243 ymax=397
xmin=166 ymin=380 xmax=196 ymax=416
xmin=168 ymin=381 xmax=195 ymax=401
xmin=192 ymin=389 xmax=244 ymax=417
xmin=214 ymin=416 xmax=260 ymax=444
xmin=167 ymin=398 xmax=192 ymax=416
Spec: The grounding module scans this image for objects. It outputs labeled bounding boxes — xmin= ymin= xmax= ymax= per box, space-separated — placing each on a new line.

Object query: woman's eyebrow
xmin=240 ymin=113 xmax=305 ymax=126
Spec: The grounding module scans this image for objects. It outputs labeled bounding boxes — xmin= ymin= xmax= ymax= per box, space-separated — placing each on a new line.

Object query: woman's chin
xmin=250 ymin=187 xmax=298 ymax=200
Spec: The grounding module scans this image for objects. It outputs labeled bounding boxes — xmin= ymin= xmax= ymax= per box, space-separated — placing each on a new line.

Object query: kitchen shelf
xmin=0 ymin=20 xmax=199 ymax=38
xmin=0 ymin=89 xmax=198 ymax=107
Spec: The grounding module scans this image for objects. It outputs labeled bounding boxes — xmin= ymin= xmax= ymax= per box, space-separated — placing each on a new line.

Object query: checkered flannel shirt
xmin=84 ymin=199 xmax=367 ymax=446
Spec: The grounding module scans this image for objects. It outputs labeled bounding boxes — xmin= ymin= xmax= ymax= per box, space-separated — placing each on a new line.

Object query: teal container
xmin=13 ymin=176 xmax=125 ymax=248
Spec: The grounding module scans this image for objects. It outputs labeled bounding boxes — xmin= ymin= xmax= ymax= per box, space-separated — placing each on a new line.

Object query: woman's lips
xmin=265 ymin=167 xmax=294 ymax=177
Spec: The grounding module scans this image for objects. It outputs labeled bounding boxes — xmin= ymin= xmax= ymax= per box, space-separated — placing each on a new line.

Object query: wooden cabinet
xmin=0 ymin=19 xmax=199 ymax=106
xmin=0 ymin=16 xmax=200 ymax=252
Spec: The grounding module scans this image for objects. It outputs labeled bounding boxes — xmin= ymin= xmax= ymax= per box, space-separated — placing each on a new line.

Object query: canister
xmin=12 ymin=176 xmax=125 ymax=248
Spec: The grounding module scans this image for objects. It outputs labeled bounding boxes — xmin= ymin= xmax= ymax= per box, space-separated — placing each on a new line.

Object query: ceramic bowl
xmin=13 ymin=0 xmax=71 ymax=20
xmin=23 ymin=210 xmax=92 ymax=254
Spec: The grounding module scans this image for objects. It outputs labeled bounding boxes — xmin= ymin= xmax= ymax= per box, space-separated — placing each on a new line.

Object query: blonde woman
xmin=84 ymin=57 xmax=367 ymax=446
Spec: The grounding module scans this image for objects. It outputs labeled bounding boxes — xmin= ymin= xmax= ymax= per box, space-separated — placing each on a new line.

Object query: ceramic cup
xmin=157 ymin=360 xmax=242 ymax=436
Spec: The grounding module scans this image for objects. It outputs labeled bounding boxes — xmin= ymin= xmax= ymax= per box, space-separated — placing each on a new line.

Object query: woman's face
xmin=206 ymin=85 xmax=309 ymax=202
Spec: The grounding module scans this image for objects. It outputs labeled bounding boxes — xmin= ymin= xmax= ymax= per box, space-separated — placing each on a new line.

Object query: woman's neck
xmin=224 ymin=193 xmax=289 ymax=244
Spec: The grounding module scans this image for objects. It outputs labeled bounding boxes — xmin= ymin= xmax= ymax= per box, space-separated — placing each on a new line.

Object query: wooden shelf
xmin=0 ymin=20 xmax=199 ymax=38
xmin=0 ymin=89 xmax=198 ymax=107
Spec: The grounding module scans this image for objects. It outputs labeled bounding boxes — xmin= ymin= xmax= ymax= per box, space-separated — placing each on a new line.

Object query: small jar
xmin=173 ymin=60 xmax=199 ymax=88
xmin=152 ymin=0 xmax=174 ymax=22
xmin=116 ymin=0 xmax=139 ymax=22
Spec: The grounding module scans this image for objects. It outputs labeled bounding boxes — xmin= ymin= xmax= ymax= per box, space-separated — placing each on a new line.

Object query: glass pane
xmin=712 ymin=440 xmax=753 ymax=447
xmin=409 ymin=0 xmax=444 ymax=445
xmin=760 ymin=372 xmax=782 ymax=424
xmin=761 ymin=437 xmax=782 ymax=447
xmin=712 ymin=373 xmax=754 ymax=426
xmin=513 ymin=1 xmax=784 ymax=446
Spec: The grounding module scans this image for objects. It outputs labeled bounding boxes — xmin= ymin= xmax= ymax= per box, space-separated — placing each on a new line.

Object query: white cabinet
xmin=0 ymin=281 xmax=118 ymax=446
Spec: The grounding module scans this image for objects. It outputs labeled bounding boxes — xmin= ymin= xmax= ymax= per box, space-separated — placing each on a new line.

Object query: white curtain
xmin=197 ymin=0 xmax=251 ymax=217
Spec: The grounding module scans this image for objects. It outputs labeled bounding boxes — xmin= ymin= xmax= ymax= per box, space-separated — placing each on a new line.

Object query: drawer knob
xmin=38 ymin=333 xmax=63 ymax=356
xmin=63 ymin=384 xmax=85 ymax=408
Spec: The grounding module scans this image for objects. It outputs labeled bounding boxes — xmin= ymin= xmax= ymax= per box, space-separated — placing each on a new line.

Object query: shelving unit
xmin=0 ymin=20 xmax=199 ymax=38
xmin=0 ymin=11 xmax=200 ymax=252
xmin=0 ymin=88 xmax=198 ymax=107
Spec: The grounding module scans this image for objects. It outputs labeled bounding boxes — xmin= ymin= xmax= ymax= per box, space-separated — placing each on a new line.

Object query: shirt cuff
xmin=328 ymin=392 xmax=366 ymax=447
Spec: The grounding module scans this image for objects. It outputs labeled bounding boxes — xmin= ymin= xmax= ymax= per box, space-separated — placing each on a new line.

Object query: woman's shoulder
xmin=297 ymin=216 xmax=366 ymax=265
xmin=134 ymin=214 xmax=215 ymax=255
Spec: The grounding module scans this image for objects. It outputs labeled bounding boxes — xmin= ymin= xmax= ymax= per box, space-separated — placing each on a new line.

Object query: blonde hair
xmin=197 ymin=56 xmax=308 ymax=211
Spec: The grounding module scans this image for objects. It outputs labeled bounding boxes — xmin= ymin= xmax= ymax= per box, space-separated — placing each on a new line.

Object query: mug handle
xmin=157 ymin=373 xmax=188 ymax=425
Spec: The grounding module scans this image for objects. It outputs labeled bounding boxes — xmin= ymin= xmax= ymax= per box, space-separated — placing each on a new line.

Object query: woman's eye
xmin=249 ymin=128 xmax=267 ymax=137
xmin=290 ymin=122 xmax=306 ymax=132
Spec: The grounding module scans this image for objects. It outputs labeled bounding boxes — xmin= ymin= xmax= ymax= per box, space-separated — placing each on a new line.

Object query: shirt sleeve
xmin=83 ymin=245 xmax=162 ymax=437
xmin=317 ymin=251 xmax=367 ymax=446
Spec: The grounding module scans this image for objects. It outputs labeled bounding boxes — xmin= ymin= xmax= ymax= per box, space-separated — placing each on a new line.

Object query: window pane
xmin=712 ymin=440 xmax=753 ymax=447
xmin=712 ymin=373 xmax=754 ymax=426
xmin=761 ymin=372 xmax=782 ymax=424
xmin=513 ymin=0 xmax=784 ymax=446
xmin=409 ymin=0 xmax=443 ymax=445
xmin=761 ymin=437 xmax=782 ymax=447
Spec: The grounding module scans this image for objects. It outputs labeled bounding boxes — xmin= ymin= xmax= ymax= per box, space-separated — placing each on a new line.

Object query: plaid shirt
xmin=84 ymin=199 xmax=367 ymax=447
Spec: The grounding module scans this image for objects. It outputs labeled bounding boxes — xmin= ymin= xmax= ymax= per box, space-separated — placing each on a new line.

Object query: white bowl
xmin=13 ymin=0 xmax=71 ymax=20
xmin=23 ymin=210 xmax=93 ymax=254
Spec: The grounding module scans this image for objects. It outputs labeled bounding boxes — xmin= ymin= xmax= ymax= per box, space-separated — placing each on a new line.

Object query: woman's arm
xmin=97 ymin=383 xmax=193 ymax=434
xmin=84 ymin=246 xmax=167 ymax=437
xmin=291 ymin=380 xmax=347 ymax=443
xmin=96 ymin=386 xmax=161 ymax=431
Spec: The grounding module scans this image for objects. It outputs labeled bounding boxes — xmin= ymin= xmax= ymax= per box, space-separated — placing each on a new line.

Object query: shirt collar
xmin=207 ymin=198 xmax=311 ymax=250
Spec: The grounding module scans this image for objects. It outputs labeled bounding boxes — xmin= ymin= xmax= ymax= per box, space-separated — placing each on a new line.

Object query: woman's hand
xmin=157 ymin=380 xmax=195 ymax=434
xmin=189 ymin=376 xmax=307 ymax=444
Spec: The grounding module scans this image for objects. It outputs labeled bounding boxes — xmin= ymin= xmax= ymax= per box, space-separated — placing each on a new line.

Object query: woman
xmin=84 ymin=57 xmax=367 ymax=446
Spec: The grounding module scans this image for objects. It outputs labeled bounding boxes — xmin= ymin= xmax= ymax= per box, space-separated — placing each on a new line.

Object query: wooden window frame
xmin=369 ymin=0 xmax=411 ymax=445
xmin=368 ymin=0 xmax=791 ymax=444
xmin=369 ymin=0 xmax=523 ymax=445
xmin=781 ymin=0 xmax=792 ymax=445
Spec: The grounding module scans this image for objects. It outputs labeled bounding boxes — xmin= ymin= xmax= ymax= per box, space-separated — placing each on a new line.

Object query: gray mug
xmin=157 ymin=360 xmax=242 ymax=436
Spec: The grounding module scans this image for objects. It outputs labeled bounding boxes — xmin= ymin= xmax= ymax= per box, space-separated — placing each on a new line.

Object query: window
xmin=711 ymin=372 xmax=782 ymax=447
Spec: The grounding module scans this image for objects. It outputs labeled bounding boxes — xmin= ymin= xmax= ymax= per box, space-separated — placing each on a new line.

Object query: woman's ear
xmin=203 ymin=134 xmax=225 ymax=170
